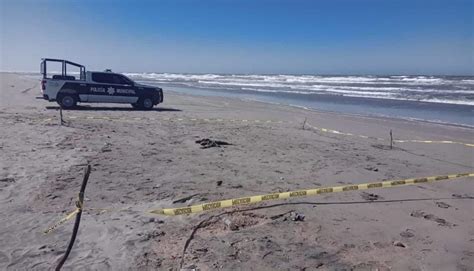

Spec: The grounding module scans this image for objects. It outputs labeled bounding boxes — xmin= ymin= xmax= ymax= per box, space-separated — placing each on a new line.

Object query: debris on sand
xmin=452 ymin=193 xmax=473 ymax=199
xmin=270 ymin=210 xmax=296 ymax=220
xmin=270 ymin=211 xmax=306 ymax=222
xmin=0 ymin=177 xmax=15 ymax=183
xmin=436 ymin=202 xmax=451 ymax=209
xmin=173 ymin=193 xmax=200 ymax=204
xmin=222 ymin=217 xmax=239 ymax=231
xmin=101 ymin=142 xmax=112 ymax=152
xmin=0 ymin=177 xmax=15 ymax=188
xmin=290 ymin=212 xmax=305 ymax=222
xmin=137 ymin=230 xmax=165 ymax=242
xmin=364 ymin=165 xmax=379 ymax=172
xmin=360 ymin=192 xmax=382 ymax=201
xmin=400 ymin=229 xmax=415 ymax=238
xmin=393 ymin=241 xmax=406 ymax=248
xmin=219 ymin=212 xmax=265 ymax=232
xmin=195 ymin=138 xmax=231 ymax=149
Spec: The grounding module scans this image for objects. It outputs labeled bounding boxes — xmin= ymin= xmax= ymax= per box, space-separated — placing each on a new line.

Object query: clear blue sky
xmin=1 ymin=0 xmax=472 ymax=75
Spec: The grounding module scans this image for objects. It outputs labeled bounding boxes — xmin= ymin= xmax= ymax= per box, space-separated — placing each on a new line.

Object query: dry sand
xmin=0 ymin=72 xmax=473 ymax=270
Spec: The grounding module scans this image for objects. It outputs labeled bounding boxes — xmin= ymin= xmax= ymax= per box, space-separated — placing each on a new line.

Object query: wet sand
xmin=0 ymin=72 xmax=473 ymax=270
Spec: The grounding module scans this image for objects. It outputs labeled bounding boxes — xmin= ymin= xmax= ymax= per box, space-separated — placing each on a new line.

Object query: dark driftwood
xmin=195 ymin=138 xmax=231 ymax=149
xmin=390 ymin=129 xmax=393 ymax=149
xmin=55 ymin=164 xmax=91 ymax=271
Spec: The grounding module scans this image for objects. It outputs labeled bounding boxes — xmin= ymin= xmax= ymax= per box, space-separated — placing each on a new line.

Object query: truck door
xmin=88 ymin=73 xmax=138 ymax=103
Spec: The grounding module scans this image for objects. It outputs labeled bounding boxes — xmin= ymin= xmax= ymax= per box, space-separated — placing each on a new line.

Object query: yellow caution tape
xmin=44 ymin=194 xmax=84 ymax=234
xmin=306 ymin=123 xmax=386 ymax=141
xmin=44 ymin=208 xmax=80 ymax=234
xmin=39 ymin=115 xmax=474 ymax=148
xmin=393 ymin=139 xmax=474 ymax=147
xmin=42 ymin=115 xmax=284 ymax=124
xmin=150 ymin=172 xmax=474 ymax=216
xmin=306 ymin=123 xmax=474 ymax=148
xmin=44 ymin=173 xmax=473 ymax=229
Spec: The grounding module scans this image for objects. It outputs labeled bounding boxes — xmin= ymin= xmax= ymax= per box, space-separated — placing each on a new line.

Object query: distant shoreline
xmin=164 ymin=87 xmax=474 ymax=131
xmin=151 ymin=83 xmax=474 ymax=128
xmin=6 ymin=71 xmax=474 ymax=126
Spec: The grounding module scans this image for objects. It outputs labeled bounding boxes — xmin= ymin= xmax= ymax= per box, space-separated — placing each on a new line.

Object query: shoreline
xmin=164 ymin=88 xmax=474 ymax=133
xmin=172 ymin=89 xmax=474 ymax=130
xmin=152 ymin=82 xmax=474 ymax=127
xmin=5 ymin=72 xmax=474 ymax=126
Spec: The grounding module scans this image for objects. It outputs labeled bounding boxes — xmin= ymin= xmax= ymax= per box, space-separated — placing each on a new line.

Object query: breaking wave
xmin=125 ymin=73 xmax=474 ymax=106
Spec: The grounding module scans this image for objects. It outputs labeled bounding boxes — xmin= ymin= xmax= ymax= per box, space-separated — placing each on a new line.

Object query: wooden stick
xmin=390 ymin=129 xmax=393 ymax=150
xmin=55 ymin=164 xmax=91 ymax=271
xmin=59 ymin=107 xmax=64 ymax=126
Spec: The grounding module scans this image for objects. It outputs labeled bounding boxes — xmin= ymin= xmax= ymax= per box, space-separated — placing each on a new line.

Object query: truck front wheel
xmin=135 ymin=97 xmax=154 ymax=110
xmin=57 ymin=94 xmax=77 ymax=109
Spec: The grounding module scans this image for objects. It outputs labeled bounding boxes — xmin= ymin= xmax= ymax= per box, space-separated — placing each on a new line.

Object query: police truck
xmin=40 ymin=58 xmax=163 ymax=109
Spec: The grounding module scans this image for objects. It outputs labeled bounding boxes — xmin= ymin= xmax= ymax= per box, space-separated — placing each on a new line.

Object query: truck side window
xmin=118 ymin=75 xmax=133 ymax=85
xmin=92 ymin=73 xmax=115 ymax=84
xmin=92 ymin=73 xmax=132 ymax=85
xmin=111 ymin=75 xmax=129 ymax=85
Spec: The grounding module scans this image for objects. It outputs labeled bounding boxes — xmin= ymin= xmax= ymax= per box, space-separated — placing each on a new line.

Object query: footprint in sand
xmin=0 ymin=177 xmax=15 ymax=188
xmin=0 ymin=252 xmax=9 ymax=265
xmin=436 ymin=202 xmax=451 ymax=209
xmin=410 ymin=210 xmax=455 ymax=227
xmin=400 ymin=229 xmax=415 ymax=238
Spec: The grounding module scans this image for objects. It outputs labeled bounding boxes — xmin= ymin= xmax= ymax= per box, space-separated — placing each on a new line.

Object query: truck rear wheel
xmin=57 ymin=94 xmax=77 ymax=109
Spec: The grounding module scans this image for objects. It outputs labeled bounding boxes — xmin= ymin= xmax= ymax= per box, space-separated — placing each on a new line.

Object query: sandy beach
xmin=0 ymin=72 xmax=473 ymax=270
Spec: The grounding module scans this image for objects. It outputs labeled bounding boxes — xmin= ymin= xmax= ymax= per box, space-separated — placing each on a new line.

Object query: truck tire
xmin=136 ymin=97 xmax=154 ymax=110
xmin=57 ymin=94 xmax=77 ymax=109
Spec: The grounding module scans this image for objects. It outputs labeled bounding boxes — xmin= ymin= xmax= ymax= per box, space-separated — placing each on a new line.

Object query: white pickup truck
xmin=40 ymin=58 xmax=163 ymax=109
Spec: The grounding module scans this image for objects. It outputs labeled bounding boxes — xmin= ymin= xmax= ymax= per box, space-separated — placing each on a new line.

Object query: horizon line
xmin=1 ymin=70 xmax=473 ymax=77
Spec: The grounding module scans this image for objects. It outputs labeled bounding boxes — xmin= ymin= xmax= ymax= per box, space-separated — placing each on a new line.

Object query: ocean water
xmin=126 ymin=73 xmax=474 ymax=127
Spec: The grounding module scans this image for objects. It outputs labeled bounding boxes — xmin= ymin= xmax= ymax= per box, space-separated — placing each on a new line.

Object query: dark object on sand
xmin=0 ymin=177 xmax=15 ymax=188
xmin=195 ymin=138 xmax=231 ymax=149
xmin=0 ymin=177 xmax=15 ymax=183
xmin=393 ymin=241 xmax=406 ymax=248
xmin=59 ymin=107 xmax=66 ymax=126
xmin=270 ymin=210 xmax=295 ymax=220
xmin=55 ymin=164 xmax=91 ymax=271
xmin=452 ymin=193 xmax=474 ymax=199
xmin=390 ymin=129 xmax=393 ymax=149
xmin=360 ymin=192 xmax=382 ymax=201
xmin=173 ymin=193 xmax=200 ymax=204
xmin=291 ymin=212 xmax=305 ymax=221
xmin=435 ymin=201 xmax=451 ymax=209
